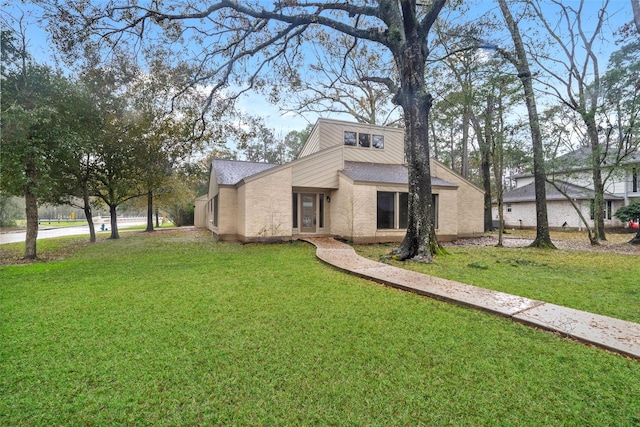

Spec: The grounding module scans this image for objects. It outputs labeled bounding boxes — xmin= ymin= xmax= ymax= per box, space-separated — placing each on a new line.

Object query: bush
xmin=614 ymin=200 xmax=640 ymax=222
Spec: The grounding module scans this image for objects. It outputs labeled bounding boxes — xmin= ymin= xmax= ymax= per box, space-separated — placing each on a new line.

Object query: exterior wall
xmin=351 ymin=183 xmax=378 ymax=242
xmin=430 ymin=159 xmax=484 ymax=237
xmin=330 ymin=177 xmax=462 ymax=243
xmin=217 ymin=186 xmax=239 ymax=238
xmin=298 ymin=122 xmax=321 ymax=158
xmin=299 ymin=118 xmax=404 ymax=164
xmin=495 ymin=199 xmax=627 ymax=230
xmin=194 ymin=195 xmax=208 ymax=228
xmin=329 ymin=175 xmax=356 ymax=239
xmin=433 ymin=186 xmax=458 ymax=240
xmin=240 ymin=167 xmax=293 ymax=241
xmin=292 ymin=146 xmax=343 ymax=188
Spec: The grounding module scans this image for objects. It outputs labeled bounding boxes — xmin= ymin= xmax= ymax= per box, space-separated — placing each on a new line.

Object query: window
xmin=633 ymin=167 xmax=638 ymax=193
xmin=319 ymin=193 xmax=325 ymax=228
xmin=344 ymin=131 xmax=357 ymax=146
xmin=377 ymin=192 xmax=395 ymax=229
xmin=372 ymin=134 xmax=384 ymax=149
xmin=344 ymin=131 xmax=384 ymax=149
xmin=376 ymin=192 xmax=437 ymax=230
xmin=292 ymin=193 xmax=298 ymax=228
xmin=590 ymin=199 xmax=613 ymax=220
xmin=506 ymin=203 xmax=512 ymax=213
xmin=399 ymin=193 xmax=408 ymax=229
xmin=432 ymin=194 xmax=439 ymax=230
xmin=213 ymin=194 xmax=219 ymax=227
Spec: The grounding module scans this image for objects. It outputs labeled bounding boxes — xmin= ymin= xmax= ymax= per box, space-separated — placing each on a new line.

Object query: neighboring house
xmin=196 ymin=118 xmax=484 ymax=243
xmin=495 ymin=148 xmax=639 ymax=230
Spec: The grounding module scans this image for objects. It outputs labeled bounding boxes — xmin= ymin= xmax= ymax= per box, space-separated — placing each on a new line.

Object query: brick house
xmin=195 ymin=118 xmax=484 ymax=243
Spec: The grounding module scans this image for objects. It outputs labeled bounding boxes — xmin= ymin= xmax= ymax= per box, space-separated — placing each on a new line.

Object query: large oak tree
xmin=47 ymin=0 xmax=448 ymax=261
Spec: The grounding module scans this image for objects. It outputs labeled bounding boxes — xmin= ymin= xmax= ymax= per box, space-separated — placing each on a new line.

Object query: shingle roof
xmin=212 ymin=159 xmax=278 ymax=185
xmin=502 ymin=180 xmax=623 ymax=203
xmin=342 ymin=161 xmax=457 ymax=187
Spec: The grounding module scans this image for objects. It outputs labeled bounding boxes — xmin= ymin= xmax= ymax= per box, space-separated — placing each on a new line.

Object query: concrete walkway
xmin=302 ymin=237 xmax=640 ymax=360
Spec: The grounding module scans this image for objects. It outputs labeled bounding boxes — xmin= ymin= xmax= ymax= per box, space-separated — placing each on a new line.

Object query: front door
xmin=300 ymin=194 xmax=316 ymax=233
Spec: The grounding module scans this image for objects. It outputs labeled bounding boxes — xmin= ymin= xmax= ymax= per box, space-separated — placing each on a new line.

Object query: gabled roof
xmin=212 ymin=159 xmax=278 ymax=185
xmin=550 ymin=147 xmax=640 ymax=169
xmin=502 ymin=180 xmax=623 ymax=203
xmin=342 ymin=161 xmax=457 ymax=187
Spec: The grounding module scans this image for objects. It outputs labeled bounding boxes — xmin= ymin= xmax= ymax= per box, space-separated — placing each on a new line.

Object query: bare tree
xmin=282 ymin=34 xmax=400 ymax=126
xmin=46 ymin=0 xmax=448 ymax=260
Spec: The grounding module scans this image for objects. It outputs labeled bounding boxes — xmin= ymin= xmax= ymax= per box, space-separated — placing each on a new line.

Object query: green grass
xmin=1 ymin=231 xmax=639 ymax=425
xmin=355 ymin=240 xmax=640 ymax=324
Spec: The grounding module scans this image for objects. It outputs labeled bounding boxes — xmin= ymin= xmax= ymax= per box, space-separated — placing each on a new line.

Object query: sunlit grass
xmin=1 ymin=231 xmax=639 ymax=425
xmin=355 ymin=233 xmax=640 ymax=323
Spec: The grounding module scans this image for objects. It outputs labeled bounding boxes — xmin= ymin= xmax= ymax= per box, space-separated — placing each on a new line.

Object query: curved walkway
xmin=302 ymin=237 xmax=640 ymax=360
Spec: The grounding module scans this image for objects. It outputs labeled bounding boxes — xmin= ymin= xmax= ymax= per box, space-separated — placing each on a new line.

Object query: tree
xmin=47 ymin=0 xmax=448 ymax=261
xmin=494 ymin=0 xmax=556 ymax=249
xmin=282 ymin=33 xmax=400 ymax=126
xmin=1 ymin=24 xmax=94 ymax=257
xmin=527 ymin=0 xmax=612 ymax=243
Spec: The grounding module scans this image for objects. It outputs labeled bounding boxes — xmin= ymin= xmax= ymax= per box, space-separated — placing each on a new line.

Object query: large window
xmin=633 ymin=167 xmax=638 ymax=193
xmin=377 ymin=192 xmax=395 ymax=229
xmin=377 ymin=192 xmax=438 ymax=230
xmin=344 ymin=131 xmax=383 ymax=150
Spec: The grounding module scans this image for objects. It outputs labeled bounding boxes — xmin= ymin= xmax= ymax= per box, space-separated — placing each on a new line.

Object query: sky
xmin=2 ymin=0 xmax=636 ymax=139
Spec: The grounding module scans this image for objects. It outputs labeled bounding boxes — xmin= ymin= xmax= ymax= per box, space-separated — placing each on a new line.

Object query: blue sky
xmin=2 ymin=0 xmax=636 ymax=137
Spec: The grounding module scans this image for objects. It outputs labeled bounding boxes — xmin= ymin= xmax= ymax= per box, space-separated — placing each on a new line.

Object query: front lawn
xmin=355 ymin=236 xmax=640 ymax=324
xmin=1 ymin=230 xmax=639 ymax=425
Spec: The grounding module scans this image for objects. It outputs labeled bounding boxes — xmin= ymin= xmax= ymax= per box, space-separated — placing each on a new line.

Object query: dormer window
xmin=344 ymin=131 xmax=357 ymax=146
xmin=344 ymin=131 xmax=384 ymax=149
xmin=372 ymin=134 xmax=384 ymax=149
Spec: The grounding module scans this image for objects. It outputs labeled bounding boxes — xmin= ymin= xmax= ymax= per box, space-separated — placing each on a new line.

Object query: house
xmin=195 ymin=118 xmax=484 ymax=243
xmin=494 ymin=148 xmax=640 ymax=230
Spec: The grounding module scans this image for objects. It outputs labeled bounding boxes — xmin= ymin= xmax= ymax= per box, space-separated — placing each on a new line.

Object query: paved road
xmin=0 ymin=220 xmax=147 ymax=245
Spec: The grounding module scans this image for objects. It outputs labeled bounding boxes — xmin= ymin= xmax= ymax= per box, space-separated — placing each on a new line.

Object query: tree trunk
xmin=109 ymin=204 xmax=120 ymax=239
xmin=587 ymin=124 xmax=607 ymax=242
xmin=498 ymin=0 xmax=555 ymax=249
xmin=633 ymin=0 xmax=640 ymax=34
xmin=23 ymin=156 xmax=39 ymax=259
xmin=155 ymin=207 xmax=160 ymax=228
xmin=461 ymin=103 xmax=470 ymax=178
xmin=145 ymin=190 xmax=154 ymax=232
xmin=392 ymin=40 xmax=440 ymax=261
xmin=24 ymin=168 xmax=39 ymax=260
xmin=83 ymin=188 xmax=96 ymax=243
xmin=631 ymin=229 xmax=640 ymax=244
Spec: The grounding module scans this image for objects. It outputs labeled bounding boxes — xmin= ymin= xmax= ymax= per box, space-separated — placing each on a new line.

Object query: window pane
xmin=344 ymin=131 xmax=357 ymax=146
xmin=399 ymin=193 xmax=408 ymax=229
xmin=372 ymin=134 xmax=384 ymax=149
xmin=213 ymin=194 xmax=219 ymax=227
xmin=358 ymin=133 xmax=370 ymax=147
xmin=633 ymin=168 xmax=638 ymax=193
xmin=377 ymin=192 xmax=395 ymax=229
xmin=292 ymin=193 xmax=298 ymax=228
xmin=319 ymin=194 xmax=324 ymax=228
xmin=432 ymin=194 xmax=438 ymax=229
